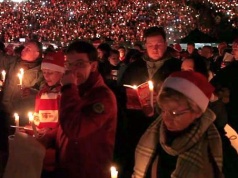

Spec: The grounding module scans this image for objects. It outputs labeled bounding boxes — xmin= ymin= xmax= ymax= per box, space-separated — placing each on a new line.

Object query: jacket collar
xmin=78 ymin=71 xmax=105 ymax=96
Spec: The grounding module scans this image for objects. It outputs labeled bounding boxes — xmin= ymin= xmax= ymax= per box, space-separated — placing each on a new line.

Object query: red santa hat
xmin=161 ymin=71 xmax=214 ymax=112
xmin=173 ymin=43 xmax=182 ymax=52
xmin=41 ymin=51 xmax=65 ymax=73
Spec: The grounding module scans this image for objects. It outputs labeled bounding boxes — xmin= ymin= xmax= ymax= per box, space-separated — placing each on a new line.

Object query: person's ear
xmin=90 ymin=61 xmax=98 ymax=72
xmin=35 ymin=51 xmax=40 ymax=59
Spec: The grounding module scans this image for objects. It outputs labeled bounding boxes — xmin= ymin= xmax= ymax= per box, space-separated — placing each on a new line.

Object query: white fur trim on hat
xmin=162 ymin=77 xmax=209 ymax=112
xmin=41 ymin=62 xmax=65 ymax=73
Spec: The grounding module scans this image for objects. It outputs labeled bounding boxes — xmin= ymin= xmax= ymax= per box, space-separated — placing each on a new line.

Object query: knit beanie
xmin=41 ymin=51 xmax=65 ymax=73
xmin=161 ymin=71 xmax=214 ymax=112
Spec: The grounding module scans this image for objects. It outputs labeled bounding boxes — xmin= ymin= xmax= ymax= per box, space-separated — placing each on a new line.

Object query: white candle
xmin=14 ymin=113 xmax=19 ymax=132
xmin=110 ymin=166 xmax=118 ymax=178
xmin=1 ymin=70 xmax=6 ymax=82
xmin=28 ymin=112 xmax=38 ymax=137
xmin=148 ymin=80 xmax=154 ymax=108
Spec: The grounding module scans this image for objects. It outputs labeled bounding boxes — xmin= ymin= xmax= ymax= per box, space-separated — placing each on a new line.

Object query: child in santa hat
xmin=34 ymin=51 xmax=65 ymax=132
xmin=34 ymin=51 xmax=65 ymax=174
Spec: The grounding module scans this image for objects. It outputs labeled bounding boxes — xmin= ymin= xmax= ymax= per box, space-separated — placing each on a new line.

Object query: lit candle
xmin=20 ymin=68 xmax=24 ymax=76
xmin=110 ymin=166 xmax=118 ymax=178
xmin=148 ymin=80 xmax=154 ymax=108
xmin=17 ymin=68 xmax=24 ymax=87
xmin=28 ymin=112 xmax=37 ymax=137
xmin=14 ymin=113 xmax=19 ymax=132
xmin=1 ymin=70 xmax=6 ymax=82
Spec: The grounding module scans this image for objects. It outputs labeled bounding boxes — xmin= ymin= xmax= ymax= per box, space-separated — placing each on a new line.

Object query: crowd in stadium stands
xmin=0 ymin=0 xmax=199 ymax=45
xmin=0 ymin=0 xmax=238 ymax=178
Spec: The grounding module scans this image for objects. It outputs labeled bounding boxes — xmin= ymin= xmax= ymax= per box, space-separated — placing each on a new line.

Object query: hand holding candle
xmin=110 ymin=166 xmax=118 ymax=178
xmin=28 ymin=112 xmax=38 ymax=137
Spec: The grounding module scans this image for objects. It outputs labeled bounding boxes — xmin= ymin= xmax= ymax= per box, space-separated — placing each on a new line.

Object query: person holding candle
xmin=0 ymin=40 xmax=44 ymax=127
xmin=39 ymin=40 xmax=117 ymax=178
xmin=133 ymin=71 xmax=238 ymax=178
xmin=118 ymin=26 xmax=181 ymax=178
xmin=34 ymin=51 xmax=65 ymax=131
xmin=30 ymin=51 xmax=65 ymax=176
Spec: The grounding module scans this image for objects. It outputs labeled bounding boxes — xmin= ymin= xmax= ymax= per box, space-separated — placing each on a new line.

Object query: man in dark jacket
xmin=0 ymin=40 xmax=44 ymax=126
xmin=210 ymin=38 xmax=238 ymax=133
xmin=118 ymin=26 xmax=181 ymax=178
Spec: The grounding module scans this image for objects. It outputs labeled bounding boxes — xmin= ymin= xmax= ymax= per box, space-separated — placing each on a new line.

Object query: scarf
xmin=143 ymin=55 xmax=170 ymax=79
xmin=39 ymin=83 xmax=61 ymax=94
xmin=133 ymin=109 xmax=223 ymax=178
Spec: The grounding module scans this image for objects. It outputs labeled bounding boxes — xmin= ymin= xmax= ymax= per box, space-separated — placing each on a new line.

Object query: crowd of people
xmin=0 ymin=0 xmax=237 ymax=177
xmin=0 ymin=0 xmax=232 ymax=46
xmin=0 ymin=24 xmax=238 ymax=178
xmin=0 ymin=0 xmax=200 ymax=45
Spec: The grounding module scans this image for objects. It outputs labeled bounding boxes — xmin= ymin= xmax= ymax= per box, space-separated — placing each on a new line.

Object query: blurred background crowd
xmin=0 ymin=0 xmax=237 ymax=47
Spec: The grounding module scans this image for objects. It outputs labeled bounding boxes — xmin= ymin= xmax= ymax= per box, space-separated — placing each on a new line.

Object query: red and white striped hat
xmin=161 ymin=71 xmax=214 ymax=112
xmin=41 ymin=51 xmax=65 ymax=73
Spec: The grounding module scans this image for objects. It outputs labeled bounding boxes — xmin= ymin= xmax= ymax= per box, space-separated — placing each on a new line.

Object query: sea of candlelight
xmin=0 ymin=0 xmax=236 ymax=44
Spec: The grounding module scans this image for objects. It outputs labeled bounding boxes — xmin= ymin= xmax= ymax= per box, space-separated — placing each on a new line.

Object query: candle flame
xmin=1 ymin=70 xmax=6 ymax=81
xmin=110 ymin=166 xmax=116 ymax=172
xmin=148 ymin=80 xmax=154 ymax=90
xmin=17 ymin=68 xmax=24 ymax=86
xmin=14 ymin=113 xmax=19 ymax=120
xmin=20 ymin=68 xmax=24 ymax=75
xmin=28 ymin=112 xmax=34 ymax=122
xmin=110 ymin=166 xmax=118 ymax=178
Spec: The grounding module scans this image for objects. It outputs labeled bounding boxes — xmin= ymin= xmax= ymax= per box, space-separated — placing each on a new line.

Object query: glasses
xmin=161 ymin=108 xmax=191 ymax=118
xmin=65 ymin=60 xmax=92 ymax=68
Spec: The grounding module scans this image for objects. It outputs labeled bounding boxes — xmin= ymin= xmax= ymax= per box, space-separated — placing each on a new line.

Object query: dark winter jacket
xmin=210 ymin=60 xmax=238 ymax=132
xmin=56 ymin=71 xmax=117 ymax=178
xmin=118 ymin=54 xmax=181 ymax=178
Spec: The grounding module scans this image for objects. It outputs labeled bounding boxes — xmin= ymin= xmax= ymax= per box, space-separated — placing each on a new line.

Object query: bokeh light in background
xmin=0 ymin=0 xmax=237 ymax=45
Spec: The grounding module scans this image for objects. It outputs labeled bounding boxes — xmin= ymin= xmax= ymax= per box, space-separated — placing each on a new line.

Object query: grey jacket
xmin=0 ymin=54 xmax=44 ymax=124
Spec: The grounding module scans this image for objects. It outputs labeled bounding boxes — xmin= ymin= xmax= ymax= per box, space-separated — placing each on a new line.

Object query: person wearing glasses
xmin=133 ymin=71 xmax=225 ymax=178
xmin=40 ymin=40 xmax=117 ymax=178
